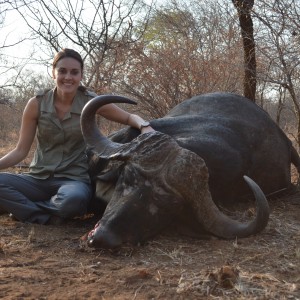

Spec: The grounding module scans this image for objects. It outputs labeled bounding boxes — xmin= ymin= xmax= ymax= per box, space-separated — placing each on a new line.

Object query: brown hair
xmin=52 ymin=48 xmax=84 ymax=70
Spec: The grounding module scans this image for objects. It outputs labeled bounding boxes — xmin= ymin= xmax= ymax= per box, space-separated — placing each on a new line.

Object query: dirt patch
xmin=0 ymin=192 xmax=299 ymax=300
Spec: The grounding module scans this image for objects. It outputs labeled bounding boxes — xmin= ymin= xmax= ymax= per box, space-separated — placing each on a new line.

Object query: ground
xmin=0 ymin=186 xmax=299 ymax=300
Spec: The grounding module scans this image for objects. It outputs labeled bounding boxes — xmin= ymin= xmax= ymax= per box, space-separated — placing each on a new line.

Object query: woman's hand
xmin=141 ymin=125 xmax=155 ymax=134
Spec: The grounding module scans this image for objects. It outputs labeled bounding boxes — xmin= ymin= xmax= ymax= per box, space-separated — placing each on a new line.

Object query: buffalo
xmin=80 ymin=92 xmax=300 ymax=248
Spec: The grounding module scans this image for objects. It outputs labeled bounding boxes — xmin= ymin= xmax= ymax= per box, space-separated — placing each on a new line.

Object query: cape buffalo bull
xmin=80 ymin=92 xmax=300 ymax=248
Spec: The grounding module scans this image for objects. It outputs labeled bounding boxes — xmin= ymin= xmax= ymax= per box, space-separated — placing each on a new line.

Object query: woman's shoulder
xmin=77 ymin=86 xmax=97 ymax=99
xmin=33 ymin=89 xmax=55 ymax=112
xmin=76 ymin=87 xmax=97 ymax=106
xmin=85 ymin=90 xmax=98 ymax=98
xmin=23 ymin=96 xmax=40 ymax=119
xmin=35 ymin=88 xmax=53 ymax=98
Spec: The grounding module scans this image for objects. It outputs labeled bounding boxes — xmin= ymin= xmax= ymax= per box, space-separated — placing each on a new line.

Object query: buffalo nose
xmin=87 ymin=228 xmax=122 ymax=249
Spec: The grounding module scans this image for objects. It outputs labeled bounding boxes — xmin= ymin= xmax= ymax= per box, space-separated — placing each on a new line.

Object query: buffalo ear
xmin=101 ymin=137 xmax=147 ymax=161
xmin=96 ymin=167 xmax=123 ymax=183
xmin=90 ymin=131 xmax=160 ymax=163
xmin=87 ymin=149 xmax=110 ymax=178
xmin=108 ymin=150 xmax=132 ymax=161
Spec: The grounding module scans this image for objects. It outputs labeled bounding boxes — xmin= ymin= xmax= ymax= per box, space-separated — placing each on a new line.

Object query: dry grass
xmin=0 ymin=166 xmax=299 ymax=299
xmin=0 ymin=119 xmax=300 ymax=299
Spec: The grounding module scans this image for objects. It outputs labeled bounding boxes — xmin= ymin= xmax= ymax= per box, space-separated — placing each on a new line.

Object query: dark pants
xmin=0 ymin=173 xmax=93 ymax=224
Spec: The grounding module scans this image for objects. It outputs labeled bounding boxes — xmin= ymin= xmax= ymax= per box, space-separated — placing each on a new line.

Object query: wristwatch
xmin=140 ymin=121 xmax=151 ymax=130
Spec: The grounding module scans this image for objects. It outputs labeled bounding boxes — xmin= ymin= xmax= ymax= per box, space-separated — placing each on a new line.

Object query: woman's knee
xmin=0 ymin=173 xmax=23 ymax=199
xmin=55 ymin=182 xmax=92 ymax=218
xmin=0 ymin=172 xmax=18 ymax=185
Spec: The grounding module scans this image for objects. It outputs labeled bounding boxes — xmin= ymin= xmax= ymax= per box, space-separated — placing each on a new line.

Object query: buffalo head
xmin=81 ymin=95 xmax=270 ymax=248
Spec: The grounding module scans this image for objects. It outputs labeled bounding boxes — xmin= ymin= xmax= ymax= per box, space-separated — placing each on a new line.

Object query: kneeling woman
xmin=0 ymin=48 xmax=153 ymax=224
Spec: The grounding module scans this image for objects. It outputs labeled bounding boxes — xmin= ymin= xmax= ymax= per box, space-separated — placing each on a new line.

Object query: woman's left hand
xmin=141 ymin=126 xmax=155 ymax=134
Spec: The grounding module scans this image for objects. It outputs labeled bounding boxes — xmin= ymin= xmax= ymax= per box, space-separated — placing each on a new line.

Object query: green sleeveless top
xmin=28 ymin=88 xmax=97 ymax=183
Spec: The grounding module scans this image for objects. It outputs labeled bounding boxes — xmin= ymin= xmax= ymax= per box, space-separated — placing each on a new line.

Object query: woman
xmin=0 ymin=48 xmax=154 ymax=225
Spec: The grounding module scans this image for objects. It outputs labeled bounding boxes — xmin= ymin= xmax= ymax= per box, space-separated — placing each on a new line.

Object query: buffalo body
xmin=81 ymin=92 xmax=299 ymax=248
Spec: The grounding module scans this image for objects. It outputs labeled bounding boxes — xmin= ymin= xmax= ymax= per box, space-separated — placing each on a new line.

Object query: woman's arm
xmin=0 ymin=97 xmax=39 ymax=170
xmin=97 ymin=103 xmax=154 ymax=133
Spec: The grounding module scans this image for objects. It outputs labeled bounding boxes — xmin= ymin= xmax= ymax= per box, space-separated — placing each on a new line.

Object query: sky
xmin=1 ymin=7 xmax=46 ymax=86
xmin=2 ymin=9 xmax=33 ymax=60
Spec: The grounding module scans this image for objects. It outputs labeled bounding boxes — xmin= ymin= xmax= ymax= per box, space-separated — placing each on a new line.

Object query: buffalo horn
xmin=197 ymin=175 xmax=269 ymax=238
xmin=80 ymin=95 xmax=137 ymax=156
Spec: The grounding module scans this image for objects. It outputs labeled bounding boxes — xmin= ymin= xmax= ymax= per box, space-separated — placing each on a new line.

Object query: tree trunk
xmin=232 ymin=0 xmax=256 ymax=102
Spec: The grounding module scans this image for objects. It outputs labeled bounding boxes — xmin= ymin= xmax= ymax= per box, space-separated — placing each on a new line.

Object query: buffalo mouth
xmin=87 ymin=221 xmax=123 ymax=249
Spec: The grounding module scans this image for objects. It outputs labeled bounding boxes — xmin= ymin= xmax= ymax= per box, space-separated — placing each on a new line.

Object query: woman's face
xmin=52 ymin=57 xmax=83 ymax=95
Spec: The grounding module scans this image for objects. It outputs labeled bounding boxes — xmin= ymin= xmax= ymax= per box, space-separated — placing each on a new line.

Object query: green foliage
xmin=143 ymin=8 xmax=196 ymax=48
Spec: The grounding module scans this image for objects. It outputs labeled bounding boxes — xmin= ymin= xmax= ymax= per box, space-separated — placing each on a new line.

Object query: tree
xmin=10 ymin=0 xmax=151 ymax=93
xmin=253 ymin=0 xmax=300 ymax=148
xmin=116 ymin=1 xmax=245 ymax=118
xmin=0 ymin=0 xmax=31 ymax=104
xmin=232 ymin=0 xmax=256 ymax=101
